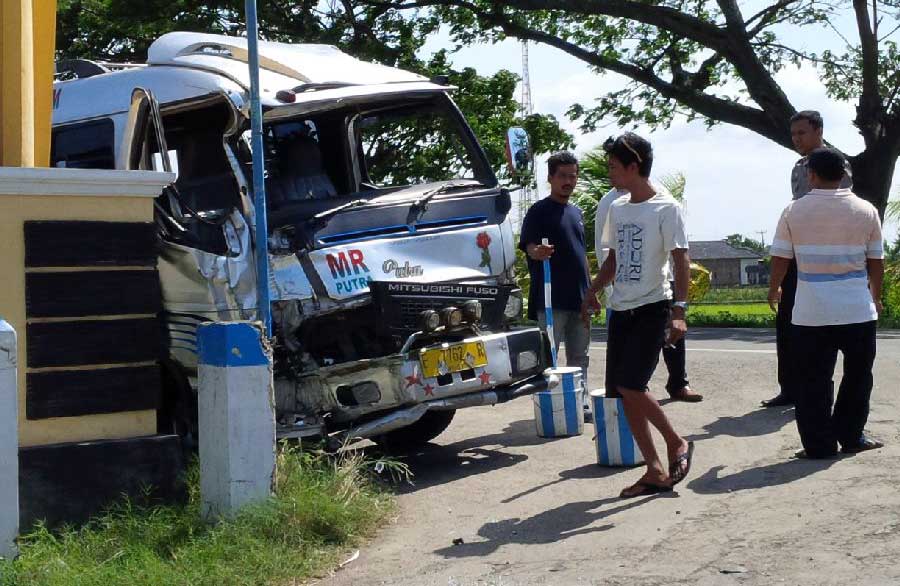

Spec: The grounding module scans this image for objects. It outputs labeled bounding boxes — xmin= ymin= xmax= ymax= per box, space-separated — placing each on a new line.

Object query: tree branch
xmin=367 ymin=0 xmax=798 ymax=133
xmin=745 ymin=0 xmax=802 ymax=33
xmin=460 ymin=4 xmax=791 ymax=147
xmin=368 ymin=0 xmax=732 ymax=52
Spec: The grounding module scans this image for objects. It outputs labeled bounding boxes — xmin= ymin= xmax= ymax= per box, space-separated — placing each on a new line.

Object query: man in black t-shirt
xmin=518 ymin=152 xmax=591 ymax=401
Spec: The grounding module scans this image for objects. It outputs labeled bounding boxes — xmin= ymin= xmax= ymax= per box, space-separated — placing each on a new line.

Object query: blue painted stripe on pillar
xmin=198 ymin=322 xmax=269 ymax=367
xmin=596 ymin=397 xmax=610 ymax=464
xmin=562 ymin=390 xmax=579 ymax=435
xmin=539 ymin=392 xmax=555 ymax=437
xmin=617 ymin=400 xmax=635 ymax=464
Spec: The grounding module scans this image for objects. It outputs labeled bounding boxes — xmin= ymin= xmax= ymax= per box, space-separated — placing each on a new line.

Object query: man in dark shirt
xmin=518 ymin=152 xmax=591 ymax=396
xmin=763 ymin=109 xmax=853 ymax=408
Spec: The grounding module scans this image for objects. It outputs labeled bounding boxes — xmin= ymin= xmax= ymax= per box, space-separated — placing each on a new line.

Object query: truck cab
xmin=52 ymin=32 xmax=549 ymax=449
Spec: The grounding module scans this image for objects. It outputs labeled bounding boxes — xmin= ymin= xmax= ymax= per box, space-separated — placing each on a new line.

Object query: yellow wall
xmin=0 ymin=0 xmax=55 ymax=167
xmin=0 ymin=185 xmax=158 ymax=447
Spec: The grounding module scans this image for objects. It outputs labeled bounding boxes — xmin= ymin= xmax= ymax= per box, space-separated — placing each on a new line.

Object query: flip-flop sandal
xmin=669 ymin=441 xmax=695 ymax=486
xmin=619 ymin=481 xmax=673 ymax=499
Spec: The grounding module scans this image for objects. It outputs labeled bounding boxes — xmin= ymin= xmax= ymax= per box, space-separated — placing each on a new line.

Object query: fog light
xmin=440 ymin=306 xmax=463 ymax=327
xmin=419 ymin=309 xmax=441 ymax=332
xmin=517 ymin=350 xmax=538 ymax=371
xmin=462 ymin=300 xmax=483 ymax=322
xmin=504 ymin=292 xmax=523 ymax=319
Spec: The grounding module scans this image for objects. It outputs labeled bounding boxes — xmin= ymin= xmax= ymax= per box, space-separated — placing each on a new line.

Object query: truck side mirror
xmin=505 ymin=127 xmax=533 ymax=179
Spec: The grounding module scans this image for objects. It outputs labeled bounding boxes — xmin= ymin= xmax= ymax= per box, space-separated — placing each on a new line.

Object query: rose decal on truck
xmin=476 ymin=231 xmax=492 ymax=270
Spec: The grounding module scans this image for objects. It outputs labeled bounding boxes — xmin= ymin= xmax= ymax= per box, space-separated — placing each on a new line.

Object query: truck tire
xmin=374 ymin=409 xmax=456 ymax=452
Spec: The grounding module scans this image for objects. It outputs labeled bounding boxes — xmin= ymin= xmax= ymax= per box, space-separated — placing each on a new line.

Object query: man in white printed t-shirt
xmin=582 ymin=133 xmax=693 ymax=498
xmin=768 ymin=147 xmax=884 ymax=459
xmin=594 ymin=185 xmax=702 ymax=403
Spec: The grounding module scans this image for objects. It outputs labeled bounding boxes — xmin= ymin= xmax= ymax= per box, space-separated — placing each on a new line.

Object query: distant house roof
xmin=689 ymin=240 xmax=764 ymax=260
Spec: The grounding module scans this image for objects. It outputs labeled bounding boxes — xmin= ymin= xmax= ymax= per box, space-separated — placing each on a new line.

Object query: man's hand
xmin=581 ymin=291 xmax=602 ymax=328
xmin=875 ymin=298 xmax=884 ymax=316
xmin=768 ymin=287 xmax=781 ymax=313
xmin=667 ymin=317 xmax=687 ymax=346
xmin=527 ymin=243 xmax=554 ymax=261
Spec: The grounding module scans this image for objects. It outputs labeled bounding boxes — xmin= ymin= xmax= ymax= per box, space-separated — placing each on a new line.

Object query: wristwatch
xmin=672 ymin=301 xmax=688 ymax=310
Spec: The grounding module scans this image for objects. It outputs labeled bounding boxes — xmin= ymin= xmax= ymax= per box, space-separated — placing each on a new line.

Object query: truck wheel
xmin=374 ymin=409 xmax=456 ymax=452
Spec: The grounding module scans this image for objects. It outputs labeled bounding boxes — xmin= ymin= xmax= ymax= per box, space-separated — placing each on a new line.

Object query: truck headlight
xmin=419 ymin=310 xmax=441 ymax=332
xmin=440 ymin=306 xmax=463 ymax=328
xmin=462 ymin=300 xmax=482 ymax=322
xmin=504 ymin=291 xmax=523 ymax=320
xmin=517 ymin=350 xmax=538 ymax=371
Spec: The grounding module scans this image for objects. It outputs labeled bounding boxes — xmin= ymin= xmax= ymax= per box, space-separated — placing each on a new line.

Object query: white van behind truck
xmin=52 ymin=32 xmax=549 ymax=449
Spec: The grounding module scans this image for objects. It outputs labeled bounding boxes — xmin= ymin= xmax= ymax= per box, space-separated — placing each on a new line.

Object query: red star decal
xmin=478 ymin=370 xmax=492 ymax=385
xmin=423 ymin=383 xmax=434 ymax=396
xmin=405 ymin=373 xmax=421 ymax=389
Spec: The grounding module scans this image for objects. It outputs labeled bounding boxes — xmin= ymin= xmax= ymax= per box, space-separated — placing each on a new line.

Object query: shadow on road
xmin=434 ymin=494 xmax=669 ymax=558
xmin=686 ymin=406 xmax=795 ymax=441
xmin=371 ymin=419 xmax=567 ymax=493
xmin=501 ymin=462 xmax=632 ymax=503
xmin=686 ymin=457 xmax=840 ymax=495
xmin=392 ymin=446 xmax=528 ymax=494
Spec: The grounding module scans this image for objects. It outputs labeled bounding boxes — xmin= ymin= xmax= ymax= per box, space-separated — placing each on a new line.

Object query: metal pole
xmin=244 ymin=0 xmax=272 ymax=336
xmin=541 ymin=237 xmax=558 ymax=367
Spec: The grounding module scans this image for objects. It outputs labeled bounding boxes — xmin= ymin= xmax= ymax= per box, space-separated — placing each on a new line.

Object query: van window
xmin=51 ymin=118 xmax=115 ymax=169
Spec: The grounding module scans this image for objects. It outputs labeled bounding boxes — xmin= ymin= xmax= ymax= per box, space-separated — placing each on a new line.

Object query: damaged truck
xmin=51 ymin=32 xmax=550 ymax=450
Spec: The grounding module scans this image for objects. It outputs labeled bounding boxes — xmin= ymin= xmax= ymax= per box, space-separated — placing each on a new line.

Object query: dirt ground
xmin=320 ymin=328 xmax=900 ymax=586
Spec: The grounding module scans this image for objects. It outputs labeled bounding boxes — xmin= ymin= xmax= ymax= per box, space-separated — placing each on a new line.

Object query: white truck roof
xmin=53 ymin=32 xmax=448 ymax=125
xmin=147 ymin=32 xmax=425 ymax=86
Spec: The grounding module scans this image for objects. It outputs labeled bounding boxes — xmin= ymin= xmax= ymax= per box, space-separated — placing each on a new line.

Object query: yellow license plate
xmin=420 ymin=342 xmax=488 ymax=378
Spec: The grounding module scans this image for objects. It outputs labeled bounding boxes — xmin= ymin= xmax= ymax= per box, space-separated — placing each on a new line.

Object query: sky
xmin=420 ymin=7 xmax=900 ymax=245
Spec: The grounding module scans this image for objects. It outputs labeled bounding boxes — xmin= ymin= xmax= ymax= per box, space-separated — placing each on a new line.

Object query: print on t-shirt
xmin=616 ymin=222 xmax=645 ymax=283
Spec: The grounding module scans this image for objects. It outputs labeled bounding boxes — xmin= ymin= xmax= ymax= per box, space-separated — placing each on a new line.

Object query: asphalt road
xmin=321 ymin=328 xmax=900 ymax=586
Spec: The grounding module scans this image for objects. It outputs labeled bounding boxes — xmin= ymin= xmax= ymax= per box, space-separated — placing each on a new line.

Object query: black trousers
xmin=775 ymin=260 xmax=798 ymax=399
xmin=662 ymin=335 xmax=689 ymax=394
xmin=792 ymin=320 xmax=877 ymax=457
xmin=661 ymin=284 xmax=689 ymax=394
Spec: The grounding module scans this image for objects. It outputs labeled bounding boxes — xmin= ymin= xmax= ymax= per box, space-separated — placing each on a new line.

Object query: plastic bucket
xmin=533 ymin=367 xmax=584 ymax=438
xmin=590 ymin=390 xmax=644 ymax=466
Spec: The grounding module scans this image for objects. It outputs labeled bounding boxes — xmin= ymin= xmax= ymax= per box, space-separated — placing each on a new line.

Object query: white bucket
xmin=533 ymin=367 xmax=584 ymax=438
xmin=590 ymin=390 xmax=644 ymax=466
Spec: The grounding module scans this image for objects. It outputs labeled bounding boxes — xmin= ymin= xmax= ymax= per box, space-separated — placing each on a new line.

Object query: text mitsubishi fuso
xmin=52 ymin=32 xmax=550 ymax=450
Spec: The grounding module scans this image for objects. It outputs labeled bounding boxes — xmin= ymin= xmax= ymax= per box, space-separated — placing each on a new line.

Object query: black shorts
xmin=605 ymin=300 xmax=670 ymax=395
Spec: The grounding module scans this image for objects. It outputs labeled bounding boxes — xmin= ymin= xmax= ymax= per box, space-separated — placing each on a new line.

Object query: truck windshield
xmin=259 ymin=96 xmax=491 ymax=211
xmin=354 ymin=103 xmax=479 ymax=188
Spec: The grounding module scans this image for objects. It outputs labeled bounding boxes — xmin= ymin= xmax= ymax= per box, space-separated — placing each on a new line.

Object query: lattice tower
xmin=517 ymin=41 xmax=537 ymax=230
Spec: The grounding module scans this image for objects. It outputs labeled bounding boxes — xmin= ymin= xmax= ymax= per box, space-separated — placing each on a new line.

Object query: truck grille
xmin=370 ymin=281 xmax=510 ymax=339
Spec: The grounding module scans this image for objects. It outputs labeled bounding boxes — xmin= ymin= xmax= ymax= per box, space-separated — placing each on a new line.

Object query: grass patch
xmin=1 ymin=445 xmax=401 ymax=586
xmin=699 ymin=286 xmax=768 ymax=304
xmin=688 ymin=302 xmax=775 ymax=327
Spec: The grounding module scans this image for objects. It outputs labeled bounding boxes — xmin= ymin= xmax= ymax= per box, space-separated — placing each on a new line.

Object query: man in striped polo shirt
xmin=768 ymin=147 xmax=884 ymax=459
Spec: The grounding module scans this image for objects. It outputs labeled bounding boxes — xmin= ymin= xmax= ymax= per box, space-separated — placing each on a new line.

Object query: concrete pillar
xmin=32 ymin=0 xmax=57 ymax=167
xmin=0 ymin=0 xmax=36 ymax=167
xmin=197 ymin=321 xmax=275 ymax=521
xmin=0 ymin=321 xmax=19 ymax=559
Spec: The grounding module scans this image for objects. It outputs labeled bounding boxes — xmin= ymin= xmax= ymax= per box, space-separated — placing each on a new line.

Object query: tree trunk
xmin=848 ymin=144 xmax=899 ymax=218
